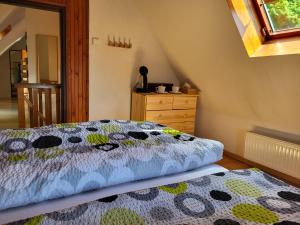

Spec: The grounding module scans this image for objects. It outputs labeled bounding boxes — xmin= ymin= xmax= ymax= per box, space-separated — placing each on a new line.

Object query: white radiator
xmin=245 ymin=132 xmax=300 ymax=179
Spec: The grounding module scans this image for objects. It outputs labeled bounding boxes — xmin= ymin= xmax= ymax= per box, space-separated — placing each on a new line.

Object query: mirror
xmin=36 ymin=34 xmax=59 ymax=84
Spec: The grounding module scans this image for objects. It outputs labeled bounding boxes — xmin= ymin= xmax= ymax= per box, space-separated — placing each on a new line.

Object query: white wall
xmin=134 ymin=0 xmax=300 ymax=155
xmin=89 ymin=0 xmax=179 ymax=120
xmin=26 ymin=8 xmax=60 ymax=83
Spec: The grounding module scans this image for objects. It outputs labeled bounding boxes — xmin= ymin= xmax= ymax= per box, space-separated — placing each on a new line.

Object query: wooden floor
xmin=0 ymin=99 xmax=19 ymax=129
xmin=217 ymin=155 xmax=250 ymax=170
xmin=218 ymin=154 xmax=299 ymax=187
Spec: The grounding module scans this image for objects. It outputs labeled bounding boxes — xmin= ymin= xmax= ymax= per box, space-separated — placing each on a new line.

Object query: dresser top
xmin=133 ymin=92 xmax=199 ymax=97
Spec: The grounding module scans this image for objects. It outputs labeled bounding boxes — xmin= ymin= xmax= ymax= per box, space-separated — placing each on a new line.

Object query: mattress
xmin=4 ymin=168 xmax=300 ymax=225
xmin=0 ymin=120 xmax=223 ymax=211
xmin=0 ymin=164 xmax=227 ymax=224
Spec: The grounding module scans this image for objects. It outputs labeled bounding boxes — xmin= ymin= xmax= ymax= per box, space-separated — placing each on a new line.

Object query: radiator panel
xmin=245 ymin=132 xmax=300 ymax=179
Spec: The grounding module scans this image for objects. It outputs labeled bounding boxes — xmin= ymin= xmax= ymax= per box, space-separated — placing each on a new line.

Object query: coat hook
xmin=107 ymin=35 xmax=132 ymax=49
xmin=118 ymin=37 xmax=123 ymax=48
xmin=92 ymin=37 xmax=99 ymax=45
xmin=128 ymin=39 xmax=132 ymax=48
xmin=108 ymin=35 xmax=113 ymax=46
xmin=113 ymin=36 xmax=117 ymax=46
xmin=124 ymin=38 xmax=129 ymax=48
xmin=123 ymin=37 xmax=127 ymax=48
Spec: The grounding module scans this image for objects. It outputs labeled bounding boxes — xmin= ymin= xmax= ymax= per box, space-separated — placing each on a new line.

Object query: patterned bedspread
xmin=0 ymin=120 xmax=223 ymax=211
xmin=6 ymin=169 xmax=300 ymax=225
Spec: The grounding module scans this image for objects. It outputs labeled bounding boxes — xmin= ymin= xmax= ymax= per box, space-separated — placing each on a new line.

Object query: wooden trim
xmin=0 ymin=0 xmax=63 ymax=11
xmin=15 ymin=83 xmax=61 ymax=89
xmin=38 ymin=89 xmax=44 ymax=125
xmin=17 ymin=87 xmax=25 ymax=128
xmin=45 ymin=89 xmax=52 ymax=125
xmin=224 ymin=150 xmax=300 ymax=188
xmin=28 ymin=89 xmax=34 ymax=127
xmin=0 ymin=0 xmax=89 ymax=123
xmin=31 ymin=88 xmax=39 ymax=127
xmin=55 ymin=86 xmax=61 ymax=123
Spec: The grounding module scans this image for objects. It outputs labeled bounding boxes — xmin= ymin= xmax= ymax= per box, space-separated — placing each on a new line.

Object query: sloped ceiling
xmin=134 ymin=0 xmax=300 ymax=154
xmin=0 ymin=5 xmax=15 ymax=24
xmin=0 ymin=6 xmax=26 ymax=56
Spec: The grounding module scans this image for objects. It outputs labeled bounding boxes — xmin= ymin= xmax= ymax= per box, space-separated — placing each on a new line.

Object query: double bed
xmin=0 ymin=120 xmax=299 ymax=224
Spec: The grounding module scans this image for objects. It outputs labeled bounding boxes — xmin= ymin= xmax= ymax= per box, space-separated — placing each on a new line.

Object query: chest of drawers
xmin=131 ymin=92 xmax=198 ymax=135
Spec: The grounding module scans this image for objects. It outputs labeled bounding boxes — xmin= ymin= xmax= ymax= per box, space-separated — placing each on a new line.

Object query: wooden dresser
xmin=131 ymin=92 xmax=198 ymax=135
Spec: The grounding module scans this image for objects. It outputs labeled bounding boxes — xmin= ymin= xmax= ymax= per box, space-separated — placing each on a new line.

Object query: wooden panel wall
xmin=26 ymin=0 xmax=89 ymax=122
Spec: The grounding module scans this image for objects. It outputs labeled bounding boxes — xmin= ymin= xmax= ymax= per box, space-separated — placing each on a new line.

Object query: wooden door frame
xmin=0 ymin=0 xmax=89 ymax=123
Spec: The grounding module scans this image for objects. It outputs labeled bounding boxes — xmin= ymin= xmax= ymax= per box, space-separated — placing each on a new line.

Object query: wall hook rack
xmin=108 ymin=36 xmax=132 ymax=49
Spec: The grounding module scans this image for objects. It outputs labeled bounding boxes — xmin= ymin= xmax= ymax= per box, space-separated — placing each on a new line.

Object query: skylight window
xmin=253 ymin=0 xmax=300 ymax=40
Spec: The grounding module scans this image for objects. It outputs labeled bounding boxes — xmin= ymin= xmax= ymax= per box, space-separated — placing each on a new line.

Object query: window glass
xmin=264 ymin=0 xmax=300 ymax=32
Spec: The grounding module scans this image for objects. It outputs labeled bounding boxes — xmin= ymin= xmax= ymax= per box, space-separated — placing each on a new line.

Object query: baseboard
xmin=224 ymin=150 xmax=300 ymax=188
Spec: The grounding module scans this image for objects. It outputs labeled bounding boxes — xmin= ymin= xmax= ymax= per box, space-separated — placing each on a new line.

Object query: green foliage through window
xmin=265 ymin=0 xmax=300 ymax=31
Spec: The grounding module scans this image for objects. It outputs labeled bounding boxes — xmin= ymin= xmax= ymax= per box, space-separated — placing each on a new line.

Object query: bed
xmin=1 ymin=120 xmax=299 ymax=224
xmin=3 ymin=169 xmax=300 ymax=225
xmin=0 ymin=120 xmax=224 ymax=223
xmin=0 ymin=164 xmax=227 ymax=224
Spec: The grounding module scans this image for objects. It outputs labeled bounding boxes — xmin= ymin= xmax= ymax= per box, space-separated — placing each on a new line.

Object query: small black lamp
xmin=136 ymin=66 xmax=149 ymax=93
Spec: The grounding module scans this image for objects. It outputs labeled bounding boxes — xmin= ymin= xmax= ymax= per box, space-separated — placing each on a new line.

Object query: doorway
xmin=0 ymin=0 xmax=89 ymax=125
xmin=0 ymin=0 xmax=66 ymax=128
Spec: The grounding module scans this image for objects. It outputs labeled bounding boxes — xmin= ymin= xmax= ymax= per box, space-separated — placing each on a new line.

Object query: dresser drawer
xmin=146 ymin=110 xmax=196 ymax=123
xmin=166 ymin=122 xmax=195 ymax=135
xmin=173 ymin=96 xmax=197 ymax=109
xmin=146 ymin=96 xmax=173 ymax=111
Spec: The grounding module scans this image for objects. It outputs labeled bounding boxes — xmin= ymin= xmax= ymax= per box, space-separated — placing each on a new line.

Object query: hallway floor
xmin=0 ymin=96 xmax=57 ymax=130
xmin=0 ymin=98 xmax=19 ymax=129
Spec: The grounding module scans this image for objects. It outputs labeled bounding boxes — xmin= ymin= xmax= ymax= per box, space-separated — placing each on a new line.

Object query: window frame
xmin=252 ymin=0 xmax=300 ymax=41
